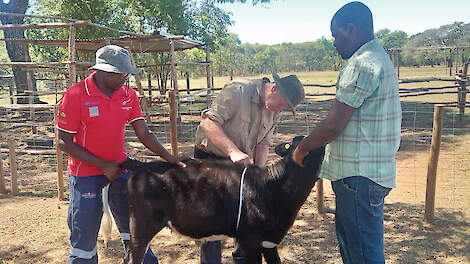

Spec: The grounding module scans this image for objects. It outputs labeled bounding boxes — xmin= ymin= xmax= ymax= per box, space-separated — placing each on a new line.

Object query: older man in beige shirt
xmin=194 ymin=73 xmax=304 ymax=264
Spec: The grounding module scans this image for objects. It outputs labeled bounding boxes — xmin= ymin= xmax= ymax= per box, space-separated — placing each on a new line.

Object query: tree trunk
xmin=1 ymin=0 xmax=40 ymax=104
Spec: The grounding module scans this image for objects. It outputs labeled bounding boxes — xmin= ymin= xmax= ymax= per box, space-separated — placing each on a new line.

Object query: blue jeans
xmin=331 ymin=176 xmax=391 ymax=264
xmin=68 ymin=173 xmax=158 ymax=264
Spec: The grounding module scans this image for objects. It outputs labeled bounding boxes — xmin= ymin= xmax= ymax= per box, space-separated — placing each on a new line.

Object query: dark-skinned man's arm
xmin=58 ymin=131 xmax=123 ymax=181
xmin=131 ymin=119 xmax=186 ymax=167
xmin=293 ymin=99 xmax=356 ymax=166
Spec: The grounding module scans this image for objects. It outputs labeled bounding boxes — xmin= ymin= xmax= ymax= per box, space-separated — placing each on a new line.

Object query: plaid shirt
xmin=319 ymin=39 xmax=402 ymax=188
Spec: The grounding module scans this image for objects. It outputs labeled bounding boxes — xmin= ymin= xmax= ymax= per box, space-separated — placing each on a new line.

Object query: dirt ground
xmin=1 ymin=102 xmax=470 ymax=263
xmin=1 ymin=134 xmax=470 ymax=264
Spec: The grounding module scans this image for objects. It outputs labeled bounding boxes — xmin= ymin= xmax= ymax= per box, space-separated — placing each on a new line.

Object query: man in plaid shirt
xmin=293 ymin=2 xmax=401 ymax=263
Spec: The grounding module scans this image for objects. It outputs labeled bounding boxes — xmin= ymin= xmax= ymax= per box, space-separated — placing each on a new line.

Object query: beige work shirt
xmin=195 ymin=78 xmax=281 ymax=158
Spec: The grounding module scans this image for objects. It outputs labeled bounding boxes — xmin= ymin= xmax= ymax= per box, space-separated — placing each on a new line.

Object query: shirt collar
xmin=349 ymin=38 xmax=379 ymax=60
xmin=85 ymin=71 xmax=125 ymax=99
xmin=252 ymin=79 xmax=264 ymax=106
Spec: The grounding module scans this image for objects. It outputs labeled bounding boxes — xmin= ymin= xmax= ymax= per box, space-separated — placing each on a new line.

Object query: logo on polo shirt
xmin=84 ymin=101 xmax=99 ymax=106
xmin=122 ymin=98 xmax=131 ymax=105
xmin=81 ymin=192 xmax=96 ymax=199
xmin=89 ymin=106 xmax=99 ymax=117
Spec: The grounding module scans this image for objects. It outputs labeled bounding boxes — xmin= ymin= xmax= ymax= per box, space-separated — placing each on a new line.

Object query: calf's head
xmin=274 ymin=136 xmax=325 ymax=167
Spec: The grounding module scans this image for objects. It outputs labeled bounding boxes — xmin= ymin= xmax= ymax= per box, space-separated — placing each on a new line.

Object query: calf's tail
xmin=119 ymin=158 xmax=144 ymax=171
xmin=100 ymin=184 xmax=113 ymax=247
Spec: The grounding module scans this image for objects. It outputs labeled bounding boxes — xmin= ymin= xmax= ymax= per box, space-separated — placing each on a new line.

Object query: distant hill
xmin=406 ymin=22 xmax=470 ymax=47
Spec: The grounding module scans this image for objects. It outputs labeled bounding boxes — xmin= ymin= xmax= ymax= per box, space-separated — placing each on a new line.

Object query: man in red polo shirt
xmin=57 ymin=45 xmax=182 ymax=264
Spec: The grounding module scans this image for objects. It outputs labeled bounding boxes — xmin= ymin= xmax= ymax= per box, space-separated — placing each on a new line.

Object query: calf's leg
xmin=128 ymin=214 xmax=164 ymax=264
xmin=238 ymin=241 xmax=262 ymax=264
xmin=262 ymin=247 xmax=281 ymax=264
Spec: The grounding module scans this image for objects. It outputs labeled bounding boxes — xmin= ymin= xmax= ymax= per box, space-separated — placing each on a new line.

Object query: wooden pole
xmin=125 ymin=47 xmax=152 ymax=125
xmin=424 ymin=105 xmax=444 ymax=223
xmin=8 ymin=139 xmax=18 ymax=196
xmin=449 ymin=50 xmax=453 ymax=76
xmin=316 ymin=179 xmax=324 ymax=214
xmin=54 ymin=105 xmax=64 ymax=200
xmin=186 ymin=72 xmax=191 ymax=94
xmin=169 ymin=40 xmax=179 ymax=156
xmin=0 ymin=151 xmax=6 ymax=194
xmin=147 ymin=71 xmax=152 ymax=97
xmin=205 ymin=44 xmax=212 ymax=107
xmin=23 ymin=43 xmax=37 ymax=134
xmin=397 ymin=51 xmax=400 ymax=79
xmin=457 ymin=63 xmax=468 ymax=121
xmin=8 ymin=77 xmax=14 ymax=104
xmin=68 ymin=24 xmax=77 ymax=88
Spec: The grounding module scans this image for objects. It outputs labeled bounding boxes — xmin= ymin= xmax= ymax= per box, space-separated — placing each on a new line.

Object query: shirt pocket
xmin=239 ymin=113 xmax=251 ymax=140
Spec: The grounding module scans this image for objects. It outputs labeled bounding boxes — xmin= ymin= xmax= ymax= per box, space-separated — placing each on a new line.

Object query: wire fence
xmin=0 ymin=74 xmax=469 ymax=219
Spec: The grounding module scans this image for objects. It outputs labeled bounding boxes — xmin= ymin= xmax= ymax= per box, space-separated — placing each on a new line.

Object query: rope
xmin=236 ymin=167 xmax=248 ymax=233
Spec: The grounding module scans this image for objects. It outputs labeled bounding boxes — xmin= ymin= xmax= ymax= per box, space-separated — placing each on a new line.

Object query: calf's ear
xmin=292 ymin=136 xmax=305 ymax=146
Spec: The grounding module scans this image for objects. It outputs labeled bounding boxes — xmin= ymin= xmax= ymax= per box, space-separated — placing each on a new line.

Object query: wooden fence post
xmin=147 ymin=71 xmax=152 ymax=97
xmin=396 ymin=50 xmax=400 ymax=79
xmin=459 ymin=63 xmax=468 ymax=121
xmin=424 ymin=105 xmax=444 ymax=223
xmin=8 ymin=77 xmax=14 ymax=104
xmin=68 ymin=24 xmax=76 ymax=88
xmin=24 ymin=43 xmax=37 ymax=134
xmin=185 ymin=72 xmax=191 ymax=94
xmin=169 ymin=40 xmax=179 ymax=156
xmin=54 ymin=105 xmax=64 ymax=200
xmin=125 ymin=47 xmax=152 ymax=126
xmin=316 ymin=179 xmax=324 ymax=214
xmin=8 ymin=139 xmax=18 ymax=196
xmin=457 ymin=63 xmax=468 ymax=121
xmin=205 ymin=44 xmax=212 ymax=108
xmin=0 ymin=151 xmax=6 ymax=194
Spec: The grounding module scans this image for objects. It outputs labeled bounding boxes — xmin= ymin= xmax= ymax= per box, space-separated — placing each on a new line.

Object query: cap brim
xmin=272 ymin=73 xmax=294 ymax=108
xmin=89 ymin=63 xmax=139 ymax=74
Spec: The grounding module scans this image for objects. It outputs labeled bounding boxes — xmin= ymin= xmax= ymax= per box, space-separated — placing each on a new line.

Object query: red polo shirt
xmin=56 ymin=72 xmax=144 ymax=176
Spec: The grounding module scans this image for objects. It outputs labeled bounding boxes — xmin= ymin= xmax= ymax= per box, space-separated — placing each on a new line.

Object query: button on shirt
xmin=195 ymin=78 xmax=281 ymax=159
xmin=319 ymin=39 xmax=402 ymax=188
xmin=56 ymin=72 xmax=144 ymax=177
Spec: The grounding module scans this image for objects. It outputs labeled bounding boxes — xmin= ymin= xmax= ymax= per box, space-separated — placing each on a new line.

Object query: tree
xmin=375 ymin=29 xmax=408 ymax=53
xmin=1 ymin=0 xmax=41 ymax=103
xmin=211 ymin=33 xmax=242 ymax=76
xmin=30 ymin=0 xmax=233 ymax=94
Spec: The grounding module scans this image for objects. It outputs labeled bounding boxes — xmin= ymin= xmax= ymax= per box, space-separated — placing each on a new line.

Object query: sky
xmin=217 ymin=0 xmax=470 ymax=45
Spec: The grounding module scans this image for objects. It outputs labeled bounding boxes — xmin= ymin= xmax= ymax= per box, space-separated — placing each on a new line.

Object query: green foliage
xmin=375 ymin=29 xmax=408 ymax=52
xmin=126 ymin=0 xmax=189 ymax=34
xmin=27 ymin=0 xmax=232 ymax=62
xmin=206 ymin=35 xmax=340 ymax=77
xmin=0 ymin=31 xmax=9 ymax=63
xmin=401 ymin=22 xmax=470 ymax=67
xmin=187 ymin=0 xmax=232 ymax=45
xmin=216 ymin=0 xmax=271 ymax=4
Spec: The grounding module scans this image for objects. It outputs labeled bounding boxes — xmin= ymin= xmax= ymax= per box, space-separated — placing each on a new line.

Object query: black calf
xmin=121 ymin=136 xmax=325 ymax=264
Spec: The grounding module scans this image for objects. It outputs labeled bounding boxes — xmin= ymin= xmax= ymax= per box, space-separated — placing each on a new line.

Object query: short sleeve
xmin=127 ymin=88 xmax=145 ymax=123
xmin=56 ymin=90 xmax=81 ymax=133
xmin=336 ymin=61 xmax=379 ymax=108
xmin=203 ymin=84 xmax=241 ymax=125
